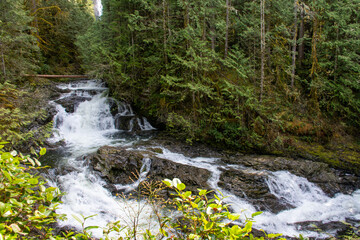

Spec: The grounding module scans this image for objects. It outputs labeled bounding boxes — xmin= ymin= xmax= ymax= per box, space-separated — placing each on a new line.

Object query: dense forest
xmin=1 ymin=0 xmax=359 ymax=163
xmin=0 ymin=0 xmax=93 ymax=150
xmin=0 ymin=1 xmax=360 ymax=239
xmin=77 ymin=0 xmax=360 ymax=155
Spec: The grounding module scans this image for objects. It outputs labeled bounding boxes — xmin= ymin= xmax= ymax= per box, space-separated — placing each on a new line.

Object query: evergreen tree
xmin=0 ymin=0 xmax=39 ymax=83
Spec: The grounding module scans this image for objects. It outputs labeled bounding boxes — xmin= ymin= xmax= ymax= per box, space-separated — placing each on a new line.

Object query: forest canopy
xmin=77 ymin=0 xmax=360 ymax=152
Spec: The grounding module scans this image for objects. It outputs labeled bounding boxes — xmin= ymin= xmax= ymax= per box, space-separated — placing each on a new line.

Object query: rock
xmin=55 ymin=96 xmax=91 ymax=113
xmin=222 ymin=155 xmax=360 ymax=196
xmin=89 ymin=146 xmax=144 ymax=184
xmin=218 ymin=169 xmax=291 ymax=213
xmin=114 ymin=115 xmax=135 ymax=131
xmin=148 ymin=156 xmax=211 ymax=192
xmin=294 ymin=221 xmax=350 ymax=238
xmin=88 ymin=146 xmax=211 ymax=193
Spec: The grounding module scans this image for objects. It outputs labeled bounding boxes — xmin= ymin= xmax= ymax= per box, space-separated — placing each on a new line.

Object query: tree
xmin=260 ymin=0 xmax=265 ymax=102
xmin=0 ymin=0 xmax=39 ymax=83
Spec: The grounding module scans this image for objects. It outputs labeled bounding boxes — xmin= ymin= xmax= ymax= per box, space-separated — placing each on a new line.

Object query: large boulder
xmin=88 ymin=146 xmax=211 ymax=192
xmin=148 ymin=156 xmax=211 ymax=192
xmin=222 ymin=154 xmax=360 ymax=196
xmin=55 ymin=96 xmax=91 ymax=113
xmin=218 ymin=169 xmax=290 ymax=213
xmin=89 ymin=146 xmax=144 ymax=184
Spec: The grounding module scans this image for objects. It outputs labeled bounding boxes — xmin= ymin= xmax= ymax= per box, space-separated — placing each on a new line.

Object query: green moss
xmin=293 ymin=139 xmax=360 ymax=175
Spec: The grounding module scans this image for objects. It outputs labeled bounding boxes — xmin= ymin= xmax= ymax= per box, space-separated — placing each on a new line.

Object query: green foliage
xmin=78 ymin=0 xmax=360 ymax=151
xmin=0 ymin=144 xmax=63 ymax=239
xmin=0 ymin=82 xmax=53 ymax=151
xmin=0 ymin=0 xmax=40 ymax=83
xmin=160 ymin=178 xmax=285 ymax=240
xmin=67 ymin=178 xmax=285 ymax=240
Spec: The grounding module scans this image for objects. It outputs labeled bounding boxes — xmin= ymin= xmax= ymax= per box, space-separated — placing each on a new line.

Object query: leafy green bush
xmin=0 ymin=143 xmax=63 ymax=239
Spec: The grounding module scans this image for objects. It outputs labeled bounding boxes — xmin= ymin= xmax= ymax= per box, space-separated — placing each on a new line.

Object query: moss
xmin=293 ymin=139 xmax=360 ymax=175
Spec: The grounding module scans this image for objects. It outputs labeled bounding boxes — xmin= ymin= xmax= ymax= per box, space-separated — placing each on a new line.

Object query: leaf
xmin=28 ymin=178 xmax=38 ymax=185
xmin=172 ymin=178 xmax=182 ymax=188
xmin=267 ymin=233 xmax=283 ymax=239
xmin=72 ymin=214 xmax=83 ymax=225
xmin=84 ymin=226 xmax=99 ymax=231
xmin=228 ymin=213 xmax=240 ymax=221
xmin=198 ymin=189 xmax=207 ymax=196
xmin=39 ymin=148 xmax=46 ymax=156
xmin=83 ymin=214 xmax=97 ymax=220
xmin=251 ymin=211 xmax=263 ymax=218
xmin=177 ymin=183 xmax=186 ymax=191
xmin=10 ymin=223 xmax=21 ymax=233
xmin=163 ymin=179 xmax=172 ymax=187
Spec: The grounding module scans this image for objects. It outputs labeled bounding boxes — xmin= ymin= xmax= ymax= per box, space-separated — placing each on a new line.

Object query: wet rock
xmin=148 ymin=156 xmax=211 ymax=192
xmin=55 ymin=96 xmax=91 ymax=113
xmin=218 ymin=169 xmax=291 ymax=213
xmin=89 ymin=146 xmax=144 ymax=184
xmin=88 ymin=146 xmax=211 ymax=193
xmin=222 ymin=155 xmax=360 ymax=196
xmin=294 ymin=221 xmax=350 ymax=238
xmin=115 ymin=115 xmax=135 ymax=131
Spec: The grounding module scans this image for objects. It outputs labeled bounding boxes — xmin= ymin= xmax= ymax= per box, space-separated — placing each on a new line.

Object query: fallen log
xmin=23 ymin=74 xmax=89 ymax=78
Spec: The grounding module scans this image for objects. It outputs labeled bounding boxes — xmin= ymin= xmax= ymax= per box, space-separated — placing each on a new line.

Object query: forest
xmin=0 ymin=0 xmax=359 ymax=167
xmin=81 ymin=0 xmax=359 ymax=157
xmin=0 ymin=0 xmax=360 ymax=239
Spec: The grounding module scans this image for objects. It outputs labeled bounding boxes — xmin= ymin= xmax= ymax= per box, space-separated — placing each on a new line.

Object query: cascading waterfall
xmin=46 ymin=80 xmax=360 ymax=238
xmin=47 ymin=80 xmax=158 ymax=237
xmin=154 ymin=148 xmax=360 ymax=238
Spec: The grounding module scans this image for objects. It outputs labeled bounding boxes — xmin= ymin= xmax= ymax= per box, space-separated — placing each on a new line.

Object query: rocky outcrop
xmin=222 ymin=154 xmax=360 ymax=196
xmin=148 ymin=156 xmax=211 ymax=192
xmin=218 ymin=169 xmax=290 ymax=213
xmin=89 ymin=146 xmax=144 ymax=184
xmin=55 ymin=96 xmax=91 ymax=113
xmin=88 ymin=146 xmax=211 ymax=192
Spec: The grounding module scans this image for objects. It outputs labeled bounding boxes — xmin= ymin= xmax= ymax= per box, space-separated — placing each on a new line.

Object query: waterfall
xmin=45 ymin=80 xmax=360 ymax=239
xmin=47 ymin=80 xmax=157 ymax=238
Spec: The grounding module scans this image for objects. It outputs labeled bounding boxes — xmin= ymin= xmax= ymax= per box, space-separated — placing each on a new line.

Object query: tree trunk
xmin=163 ymin=0 xmax=168 ymax=65
xmin=260 ymin=0 xmax=265 ymax=102
xmin=334 ymin=24 xmax=339 ymax=81
xmin=31 ymin=0 xmax=40 ymax=42
xmin=298 ymin=4 xmax=305 ymax=64
xmin=291 ymin=0 xmax=298 ymax=89
xmin=224 ymin=0 xmax=230 ymax=58
xmin=0 ymin=41 xmax=6 ymax=80
xmin=310 ymin=16 xmax=318 ymax=80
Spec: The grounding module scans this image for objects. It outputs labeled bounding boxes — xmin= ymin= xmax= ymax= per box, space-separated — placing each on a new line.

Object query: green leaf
xmin=251 ymin=211 xmax=263 ymax=218
xmin=84 ymin=214 xmax=97 ymax=220
xmin=198 ymin=189 xmax=207 ymax=196
xmin=163 ymin=179 xmax=172 ymax=187
xmin=2 ymin=170 xmax=12 ymax=181
xmin=10 ymin=223 xmax=21 ymax=233
xmin=72 ymin=214 xmax=83 ymax=225
xmin=46 ymin=193 xmax=54 ymax=202
xmin=267 ymin=233 xmax=283 ymax=239
xmin=177 ymin=183 xmax=186 ymax=191
xmin=39 ymin=148 xmax=46 ymax=156
xmin=84 ymin=226 xmax=99 ymax=231
xmin=28 ymin=178 xmax=38 ymax=185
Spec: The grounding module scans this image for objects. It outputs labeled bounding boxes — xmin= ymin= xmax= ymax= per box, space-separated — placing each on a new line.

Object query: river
xmin=44 ymin=79 xmax=360 ymax=239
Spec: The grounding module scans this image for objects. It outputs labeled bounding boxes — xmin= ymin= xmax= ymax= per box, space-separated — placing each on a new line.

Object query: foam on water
xmin=155 ymin=148 xmax=360 ymax=238
xmin=47 ymin=80 xmax=360 ymax=238
xmin=48 ymin=80 xmax=157 ymax=237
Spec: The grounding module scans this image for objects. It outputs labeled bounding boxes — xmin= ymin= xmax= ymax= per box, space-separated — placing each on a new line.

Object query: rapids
xmin=44 ymin=80 xmax=360 ymax=239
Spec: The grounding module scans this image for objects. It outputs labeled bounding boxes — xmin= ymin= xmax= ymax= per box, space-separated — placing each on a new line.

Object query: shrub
xmin=0 ymin=143 xmax=63 ymax=239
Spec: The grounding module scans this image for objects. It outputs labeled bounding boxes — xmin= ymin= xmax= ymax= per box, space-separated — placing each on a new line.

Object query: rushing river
xmin=44 ymin=80 xmax=360 ymax=239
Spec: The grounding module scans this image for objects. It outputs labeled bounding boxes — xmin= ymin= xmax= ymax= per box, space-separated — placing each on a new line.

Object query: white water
xmin=154 ymin=148 xmax=360 ymax=238
xmin=47 ymin=80 xmax=360 ymax=239
xmin=48 ymin=80 xmax=158 ymax=238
